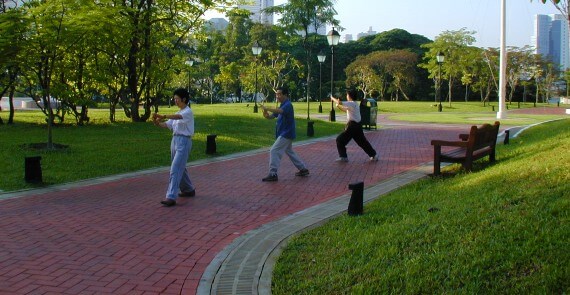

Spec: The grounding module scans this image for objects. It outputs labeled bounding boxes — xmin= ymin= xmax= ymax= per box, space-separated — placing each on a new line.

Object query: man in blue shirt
xmin=260 ymin=86 xmax=309 ymax=182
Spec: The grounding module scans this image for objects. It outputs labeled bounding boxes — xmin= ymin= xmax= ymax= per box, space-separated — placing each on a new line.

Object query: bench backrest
xmin=467 ymin=121 xmax=500 ymax=152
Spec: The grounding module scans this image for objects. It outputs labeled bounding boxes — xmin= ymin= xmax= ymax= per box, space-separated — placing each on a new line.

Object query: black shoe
xmin=295 ymin=169 xmax=309 ymax=177
xmin=160 ymin=199 xmax=176 ymax=207
xmin=178 ymin=190 xmax=195 ymax=198
xmin=262 ymin=174 xmax=278 ymax=182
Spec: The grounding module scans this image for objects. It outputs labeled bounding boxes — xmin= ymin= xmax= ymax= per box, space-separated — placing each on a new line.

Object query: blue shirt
xmin=273 ymin=99 xmax=296 ymax=139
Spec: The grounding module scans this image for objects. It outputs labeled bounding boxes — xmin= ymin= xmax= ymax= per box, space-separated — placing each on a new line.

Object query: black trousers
xmin=336 ymin=121 xmax=377 ymax=158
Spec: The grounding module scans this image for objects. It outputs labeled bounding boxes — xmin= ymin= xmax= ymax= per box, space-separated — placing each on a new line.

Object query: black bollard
xmin=25 ymin=156 xmax=42 ymax=183
xmin=206 ymin=134 xmax=217 ymax=154
xmin=348 ymin=181 xmax=364 ymax=216
xmin=504 ymin=130 xmax=510 ymax=145
xmin=492 ymin=106 xmax=495 ymax=112
xmin=307 ymin=121 xmax=314 ymax=137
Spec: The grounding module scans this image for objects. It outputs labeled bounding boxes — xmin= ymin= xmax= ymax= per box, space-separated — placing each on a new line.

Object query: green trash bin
xmin=360 ymin=99 xmax=377 ymax=130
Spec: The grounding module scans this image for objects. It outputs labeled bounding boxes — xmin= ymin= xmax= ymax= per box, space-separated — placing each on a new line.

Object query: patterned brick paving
xmin=0 ymin=121 xmax=506 ymax=294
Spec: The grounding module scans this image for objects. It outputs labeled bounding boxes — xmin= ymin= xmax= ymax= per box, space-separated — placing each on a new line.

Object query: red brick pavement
xmin=507 ymin=105 xmax=568 ymax=115
xmin=0 ymin=124 xmax=494 ymax=294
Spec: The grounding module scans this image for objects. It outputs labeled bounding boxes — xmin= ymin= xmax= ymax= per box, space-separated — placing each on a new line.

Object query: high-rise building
xmin=356 ymin=27 xmax=377 ymax=41
xmin=239 ymin=0 xmax=274 ymax=25
xmin=533 ymin=14 xmax=570 ymax=71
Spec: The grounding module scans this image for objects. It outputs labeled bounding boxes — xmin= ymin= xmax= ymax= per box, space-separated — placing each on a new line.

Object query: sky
xmin=319 ymin=0 xmax=562 ymax=48
xmin=209 ymin=0 xmax=562 ymax=48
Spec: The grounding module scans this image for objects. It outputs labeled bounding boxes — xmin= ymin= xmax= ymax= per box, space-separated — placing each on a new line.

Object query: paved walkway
xmin=0 ymin=107 xmax=566 ymax=294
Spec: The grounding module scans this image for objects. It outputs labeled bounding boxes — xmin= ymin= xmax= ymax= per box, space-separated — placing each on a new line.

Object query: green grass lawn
xmin=374 ymin=101 xmax=565 ymax=125
xmin=272 ymin=118 xmax=570 ymax=294
xmin=0 ymin=103 xmax=342 ymax=192
xmin=1 ymin=101 xmax=568 ymax=291
xmin=0 ymin=101 xmax=566 ymax=192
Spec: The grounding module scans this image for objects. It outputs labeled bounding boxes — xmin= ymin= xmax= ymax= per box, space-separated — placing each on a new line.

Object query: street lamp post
xmin=184 ymin=59 xmax=194 ymax=107
xmin=252 ymin=41 xmax=262 ymax=113
xmin=317 ymin=50 xmax=326 ymax=113
xmin=327 ymin=28 xmax=340 ymax=122
xmin=436 ymin=52 xmax=445 ymax=112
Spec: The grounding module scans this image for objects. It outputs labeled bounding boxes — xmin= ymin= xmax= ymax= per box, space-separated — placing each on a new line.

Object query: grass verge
xmin=272 ymin=118 xmax=570 ymax=294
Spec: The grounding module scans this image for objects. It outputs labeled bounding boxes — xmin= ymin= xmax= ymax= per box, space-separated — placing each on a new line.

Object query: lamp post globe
xmin=327 ymin=28 xmax=340 ymax=122
xmin=436 ymin=52 xmax=444 ymax=112
xmin=317 ymin=50 xmax=326 ymax=113
xmin=252 ymin=41 xmax=262 ymax=113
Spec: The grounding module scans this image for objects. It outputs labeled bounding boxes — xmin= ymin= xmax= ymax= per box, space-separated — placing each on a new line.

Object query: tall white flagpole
xmin=498 ymin=0 xmax=507 ymax=119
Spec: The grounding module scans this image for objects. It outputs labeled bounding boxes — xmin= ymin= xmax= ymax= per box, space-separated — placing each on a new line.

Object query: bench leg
xmin=489 ymin=149 xmax=496 ymax=162
xmin=464 ymin=160 xmax=473 ymax=172
xmin=433 ymin=146 xmax=441 ymax=175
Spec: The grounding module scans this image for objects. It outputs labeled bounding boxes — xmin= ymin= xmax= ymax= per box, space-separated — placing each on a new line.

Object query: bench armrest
xmin=431 ymin=139 xmax=469 ymax=147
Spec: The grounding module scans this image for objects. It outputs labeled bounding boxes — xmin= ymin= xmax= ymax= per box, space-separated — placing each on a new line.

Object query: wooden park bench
xmin=431 ymin=121 xmax=500 ymax=175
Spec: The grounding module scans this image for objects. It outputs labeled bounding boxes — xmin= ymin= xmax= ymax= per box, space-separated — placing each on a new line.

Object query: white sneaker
xmin=369 ymin=154 xmax=379 ymax=162
xmin=335 ymin=157 xmax=348 ymax=162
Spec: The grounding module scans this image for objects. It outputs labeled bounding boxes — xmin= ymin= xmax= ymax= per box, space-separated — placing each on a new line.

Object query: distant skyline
xmin=320 ymin=0 xmax=561 ymax=48
xmin=208 ymin=0 xmax=562 ymax=48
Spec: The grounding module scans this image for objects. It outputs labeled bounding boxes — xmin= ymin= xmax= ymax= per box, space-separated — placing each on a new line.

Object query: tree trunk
xmin=8 ymin=85 xmax=15 ymax=124
xmin=448 ymin=79 xmax=453 ymax=108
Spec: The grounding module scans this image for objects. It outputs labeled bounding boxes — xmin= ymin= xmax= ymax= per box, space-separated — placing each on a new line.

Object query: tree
xmin=383 ymin=50 xmax=418 ymax=101
xmin=528 ymin=53 xmax=557 ymax=104
xmin=420 ymin=28 xmax=477 ymax=108
xmin=0 ymin=5 xmax=27 ymax=125
xmin=459 ymin=46 xmax=481 ymax=102
xmin=215 ymin=9 xmax=254 ymax=102
xmin=345 ymin=57 xmax=382 ymax=99
xmin=266 ymin=0 xmax=338 ymax=117
xmin=345 ymin=50 xmax=418 ymax=101
xmin=18 ymin=0 xmax=79 ymax=148
xmin=505 ymin=46 xmax=535 ymax=103
xmin=117 ymin=0 xmax=219 ymax=121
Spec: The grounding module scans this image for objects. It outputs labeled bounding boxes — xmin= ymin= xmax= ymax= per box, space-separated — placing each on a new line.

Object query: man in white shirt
xmin=153 ymin=88 xmax=196 ymax=207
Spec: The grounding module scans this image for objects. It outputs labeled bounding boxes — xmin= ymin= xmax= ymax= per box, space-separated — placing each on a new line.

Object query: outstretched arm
xmin=330 ymin=95 xmax=348 ymax=112
xmin=152 ymin=113 xmax=179 ymax=128
xmin=261 ymin=105 xmax=281 ymax=119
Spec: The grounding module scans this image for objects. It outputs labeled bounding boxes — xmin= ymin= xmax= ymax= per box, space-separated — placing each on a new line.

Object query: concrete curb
xmin=197 ymin=164 xmax=432 ymax=295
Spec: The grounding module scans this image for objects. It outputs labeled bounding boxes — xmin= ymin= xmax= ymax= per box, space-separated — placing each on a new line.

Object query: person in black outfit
xmin=330 ymin=89 xmax=378 ymax=162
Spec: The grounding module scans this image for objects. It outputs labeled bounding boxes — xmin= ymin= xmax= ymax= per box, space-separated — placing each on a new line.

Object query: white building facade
xmin=239 ymin=0 xmax=274 ymax=25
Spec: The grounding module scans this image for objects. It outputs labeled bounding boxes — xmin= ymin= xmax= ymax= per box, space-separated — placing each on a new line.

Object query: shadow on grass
xmin=20 ymin=143 xmax=69 ymax=151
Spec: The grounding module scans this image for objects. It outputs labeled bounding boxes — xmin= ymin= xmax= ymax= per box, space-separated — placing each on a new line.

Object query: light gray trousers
xmin=269 ymin=136 xmax=307 ymax=175
xmin=166 ymin=136 xmax=194 ymax=200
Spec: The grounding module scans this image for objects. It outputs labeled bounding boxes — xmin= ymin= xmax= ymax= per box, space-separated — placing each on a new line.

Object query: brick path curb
xmin=197 ymin=164 xmax=432 ymax=295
